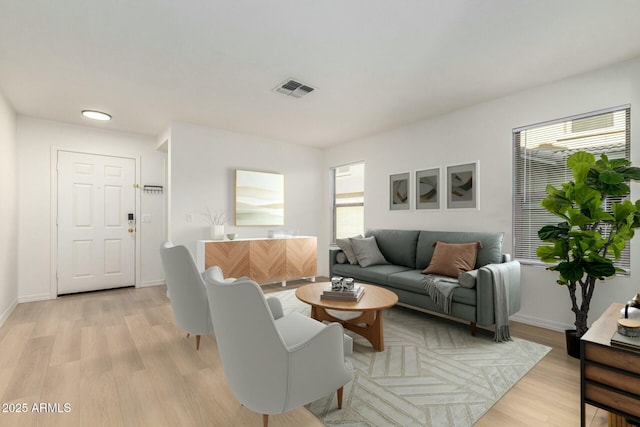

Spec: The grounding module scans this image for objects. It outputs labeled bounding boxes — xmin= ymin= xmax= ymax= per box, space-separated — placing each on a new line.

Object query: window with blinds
xmin=512 ymin=106 xmax=631 ymax=271
xmin=331 ymin=162 xmax=364 ymax=244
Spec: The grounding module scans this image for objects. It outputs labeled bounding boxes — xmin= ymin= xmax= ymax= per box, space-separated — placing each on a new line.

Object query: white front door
xmin=57 ymin=151 xmax=136 ymax=295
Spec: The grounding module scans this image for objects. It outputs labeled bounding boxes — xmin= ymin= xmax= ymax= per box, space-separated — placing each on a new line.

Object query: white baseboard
xmin=18 ymin=293 xmax=53 ymax=303
xmin=139 ymin=280 xmax=165 ymax=288
xmin=510 ymin=312 xmax=573 ymax=333
xmin=0 ymin=298 xmax=18 ymax=328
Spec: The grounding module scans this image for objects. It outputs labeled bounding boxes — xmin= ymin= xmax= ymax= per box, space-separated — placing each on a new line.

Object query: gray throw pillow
xmin=458 ymin=269 xmax=478 ymax=288
xmin=336 ymin=251 xmax=347 ymax=264
xmin=336 ymin=235 xmax=361 ymax=264
xmin=350 ymin=236 xmax=389 ymax=267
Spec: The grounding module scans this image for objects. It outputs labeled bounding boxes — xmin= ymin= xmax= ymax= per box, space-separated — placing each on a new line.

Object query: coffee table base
xmin=311 ymin=306 xmax=385 ymax=351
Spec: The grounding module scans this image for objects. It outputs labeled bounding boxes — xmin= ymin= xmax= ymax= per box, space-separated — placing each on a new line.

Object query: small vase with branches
xmin=202 ymin=206 xmax=226 ymax=240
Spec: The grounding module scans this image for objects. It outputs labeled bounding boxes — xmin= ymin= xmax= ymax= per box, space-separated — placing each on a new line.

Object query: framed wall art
xmin=389 ymin=172 xmax=410 ymax=210
xmin=415 ymin=167 xmax=440 ymax=210
xmin=235 ymin=169 xmax=284 ymax=225
xmin=446 ymin=161 xmax=479 ymax=209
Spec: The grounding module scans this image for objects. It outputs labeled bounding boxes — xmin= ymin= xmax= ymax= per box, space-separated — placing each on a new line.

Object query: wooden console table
xmin=580 ymin=303 xmax=640 ymax=427
xmin=196 ymin=236 xmax=316 ymax=286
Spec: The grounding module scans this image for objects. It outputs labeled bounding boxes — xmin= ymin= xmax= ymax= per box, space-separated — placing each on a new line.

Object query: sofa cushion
xmin=336 ymin=235 xmax=361 ymax=264
xmin=365 ymin=229 xmax=420 ymax=269
xmin=350 ymin=236 xmax=389 ymax=267
xmin=416 ymin=231 xmax=503 ymax=269
xmin=422 ymin=241 xmax=481 ymax=278
xmin=387 ymin=270 xmax=476 ymax=305
xmin=450 ymin=287 xmax=477 ymax=306
xmin=332 ymin=263 xmax=411 ymax=284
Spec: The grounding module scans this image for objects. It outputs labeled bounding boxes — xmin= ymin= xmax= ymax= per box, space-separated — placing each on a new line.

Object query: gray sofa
xmin=329 ymin=229 xmax=521 ymax=335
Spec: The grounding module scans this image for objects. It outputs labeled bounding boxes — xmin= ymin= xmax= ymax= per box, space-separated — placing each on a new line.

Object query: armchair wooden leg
xmin=470 ymin=322 xmax=477 ymax=336
xmin=263 ymin=414 xmax=268 ymax=427
xmin=196 ymin=335 xmax=201 ymax=350
xmin=337 ymin=386 xmax=344 ymax=409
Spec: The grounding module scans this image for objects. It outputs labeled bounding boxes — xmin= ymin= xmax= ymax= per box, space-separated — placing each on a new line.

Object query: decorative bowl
xmin=226 ymin=233 xmax=237 ymax=240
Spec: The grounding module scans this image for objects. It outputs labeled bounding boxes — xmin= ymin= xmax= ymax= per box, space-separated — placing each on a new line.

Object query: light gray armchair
xmin=159 ymin=241 xmax=222 ymax=350
xmin=203 ymin=267 xmax=353 ymax=427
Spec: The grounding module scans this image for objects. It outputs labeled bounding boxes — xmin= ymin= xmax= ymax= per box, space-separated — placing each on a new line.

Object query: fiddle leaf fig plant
xmin=536 ymin=151 xmax=640 ymax=338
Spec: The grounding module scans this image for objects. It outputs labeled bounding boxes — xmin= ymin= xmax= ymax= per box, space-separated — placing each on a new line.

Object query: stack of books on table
xmin=611 ymin=331 xmax=640 ymax=352
xmin=321 ymin=285 xmax=365 ymax=302
xmin=611 ymin=318 xmax=640 ymax=352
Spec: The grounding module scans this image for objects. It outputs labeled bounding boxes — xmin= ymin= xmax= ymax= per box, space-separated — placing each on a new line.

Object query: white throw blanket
xmin=424 ymin=267 xmax=512 ymax=343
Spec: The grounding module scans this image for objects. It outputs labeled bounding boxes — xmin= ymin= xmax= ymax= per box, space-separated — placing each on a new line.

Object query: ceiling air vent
xmin=274 ymin=79 xmax=316 ymax=98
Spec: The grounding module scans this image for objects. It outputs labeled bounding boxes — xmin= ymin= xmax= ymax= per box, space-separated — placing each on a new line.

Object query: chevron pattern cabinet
xmin=285 ymin=237 xmax=317 ymax=280
xmin=250 ymin=238 xmax=286 ymax=283
xmin=197 ymin=236 xmax=316 ymax=285
xmin=203 ymin=240 xmax=250 ymax=279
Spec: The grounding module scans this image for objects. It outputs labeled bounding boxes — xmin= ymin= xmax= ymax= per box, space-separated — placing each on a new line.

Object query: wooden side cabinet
xmin=197 ymin=236 xmax=316 ymax=285
xmin=203 ymin=240 xmax=250 ymax=279
xmin=285 ymin=237 xmax=317 ymax=280
xmin=581 ymin=303 xmax=640 ymax=427
xmin=250 ymin=238 xmax=286 ymax=283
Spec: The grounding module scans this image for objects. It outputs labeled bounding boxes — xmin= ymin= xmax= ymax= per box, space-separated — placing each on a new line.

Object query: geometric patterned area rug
xmin=271 ymin=289 xmax=551 ymax=427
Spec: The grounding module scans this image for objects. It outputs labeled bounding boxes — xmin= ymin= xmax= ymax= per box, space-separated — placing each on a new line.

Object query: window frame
xmin=512 ymin=105 xmax=631 ymax=271
xmin=330 ymin=161 xmax=364 ymax=245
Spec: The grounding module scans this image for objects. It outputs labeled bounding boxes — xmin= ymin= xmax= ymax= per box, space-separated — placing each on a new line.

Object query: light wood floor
xmin=0 ymin=281 xmax=609 ymax=427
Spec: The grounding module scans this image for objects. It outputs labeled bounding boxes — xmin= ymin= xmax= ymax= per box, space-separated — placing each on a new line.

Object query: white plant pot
xmin=211 ymin=225 xmax=225 ymax=240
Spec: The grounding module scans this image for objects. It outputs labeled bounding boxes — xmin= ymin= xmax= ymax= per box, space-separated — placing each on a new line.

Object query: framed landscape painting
xmin=235 ymin=169 xmax=284 ymax=225
xmin=390 ymin=172 xmax=410 ymax=210
xmin=446 ymin=161 xmax=478 ymax=209
xmin=416 ymin=168 xmax=440 ymax=210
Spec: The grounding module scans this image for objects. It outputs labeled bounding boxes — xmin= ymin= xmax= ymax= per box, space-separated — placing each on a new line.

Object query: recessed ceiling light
xmin=81 ymin=110 xmax=112 ymax=121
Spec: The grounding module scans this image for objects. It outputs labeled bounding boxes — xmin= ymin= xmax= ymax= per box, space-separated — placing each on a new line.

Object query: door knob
xmin=128 ymin=228 xmax=134 ymax=233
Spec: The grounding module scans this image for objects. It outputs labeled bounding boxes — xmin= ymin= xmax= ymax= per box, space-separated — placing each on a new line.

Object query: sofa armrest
xmin=266 ymin=296 xmax=284 ymax=320
xmin=286 ymin=322 xmax=353 ymax=410
xmin=329 ymin=247 xmax=342 ymax=277
xmin=475 ymin=260 xmax=521 ymax=326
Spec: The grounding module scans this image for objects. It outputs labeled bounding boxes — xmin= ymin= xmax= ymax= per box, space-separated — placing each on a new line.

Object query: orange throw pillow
xmin=422 ymin=241 xmax=482 ymax=278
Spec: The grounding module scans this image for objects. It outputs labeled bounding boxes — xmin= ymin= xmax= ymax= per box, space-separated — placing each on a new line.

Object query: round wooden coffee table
xmin=295 ymin=282 xmax=398 ymax=351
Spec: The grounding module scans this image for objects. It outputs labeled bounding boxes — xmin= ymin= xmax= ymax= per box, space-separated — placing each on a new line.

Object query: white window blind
xmin=331 ymin=162 xmax=364 ymax=244
xmin=513 ymin=106 xmax=631 ymax=271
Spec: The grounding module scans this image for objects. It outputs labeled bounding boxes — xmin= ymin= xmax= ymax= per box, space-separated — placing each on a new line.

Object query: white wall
xmin=0 ymin=90 xmax=18 ymax=325
xmin=139 ymin=144 xmax=167 ymax=288
xmin=17 ymin=117 xmax=166 ymax=301
xmin=325 ymin=56 xmax=640 ymax=332
xmin=168 ymin=122 xmax=327 ymax=273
